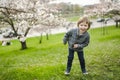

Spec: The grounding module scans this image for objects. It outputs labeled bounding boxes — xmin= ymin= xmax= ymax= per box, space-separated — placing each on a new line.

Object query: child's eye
xmin=80 ymin=25 xmax=87 ymax=26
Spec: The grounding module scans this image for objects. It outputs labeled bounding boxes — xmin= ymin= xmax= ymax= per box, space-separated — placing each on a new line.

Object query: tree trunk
xmin=20 ymin=41 xmax=27 ymax=50
xmin=118 ymin=21 xmax=120 ymax=28
xmin=119 ymin=22 xmax=120 ymax=28
xmin=39 ymin=33 xmax=42 ymax=44
xmin=46 ymin=33 xmax=49 ymax=40
xmin=116 ymin=21 xmax=118 ymax=28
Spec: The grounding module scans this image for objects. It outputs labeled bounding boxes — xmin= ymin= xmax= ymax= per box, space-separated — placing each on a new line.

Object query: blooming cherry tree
xmin=0 ymin=0 xmax=66 ymax=49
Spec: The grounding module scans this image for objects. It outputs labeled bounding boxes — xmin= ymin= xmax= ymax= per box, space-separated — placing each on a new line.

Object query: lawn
xmin=0 ymin=26 xmax=120 ymax=80
xmin=66 ymin=16 xmax=80 ymax=22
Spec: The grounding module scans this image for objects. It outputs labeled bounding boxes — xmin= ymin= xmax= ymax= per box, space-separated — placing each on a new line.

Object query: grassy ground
xmin=65 ymin=16 xmax=80 ymax=22
xmin=0 ymin=26 xmax=120 ymax=80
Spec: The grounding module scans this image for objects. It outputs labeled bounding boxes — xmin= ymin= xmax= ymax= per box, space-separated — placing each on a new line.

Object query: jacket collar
xmin=77 ymin=27 xmax=87 ymax=36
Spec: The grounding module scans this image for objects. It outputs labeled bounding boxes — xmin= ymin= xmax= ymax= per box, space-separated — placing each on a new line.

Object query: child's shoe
xmin=83 ymin=71 xmax=88 ymax=75
xmin=82 ymin=69 xmax=88 ymax=75
xmin=64 ymin=70 xmax=70 ymax=75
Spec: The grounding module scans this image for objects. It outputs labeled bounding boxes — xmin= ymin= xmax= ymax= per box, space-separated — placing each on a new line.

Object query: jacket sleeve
xmin=78 ymin=34 xmax=90 ymax=48
xmin=63 ymin=29 xmax=72 ymax=45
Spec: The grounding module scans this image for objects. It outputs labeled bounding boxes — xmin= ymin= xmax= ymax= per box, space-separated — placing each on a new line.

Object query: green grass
xmin=66 ymin=16 xmax=80 ymax=22
xmin=0 ymin=26 xmax=120 ymax=80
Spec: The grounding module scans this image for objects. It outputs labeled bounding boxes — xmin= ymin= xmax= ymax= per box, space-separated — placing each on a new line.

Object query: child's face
xmin=78 ymin=22 xmax=89 ymax=32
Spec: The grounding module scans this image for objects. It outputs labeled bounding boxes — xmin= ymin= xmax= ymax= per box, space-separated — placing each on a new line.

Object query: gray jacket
xmin=63 ymin=28 xmax=90 ymax=51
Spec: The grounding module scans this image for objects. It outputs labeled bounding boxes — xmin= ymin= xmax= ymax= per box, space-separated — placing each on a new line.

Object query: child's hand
xmin=73 ymin=44 xmax=78 ymax=48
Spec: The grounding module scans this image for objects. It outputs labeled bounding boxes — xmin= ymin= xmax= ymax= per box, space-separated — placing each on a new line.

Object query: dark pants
xmin=66 ymin=48 xmax=86 ymax=73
